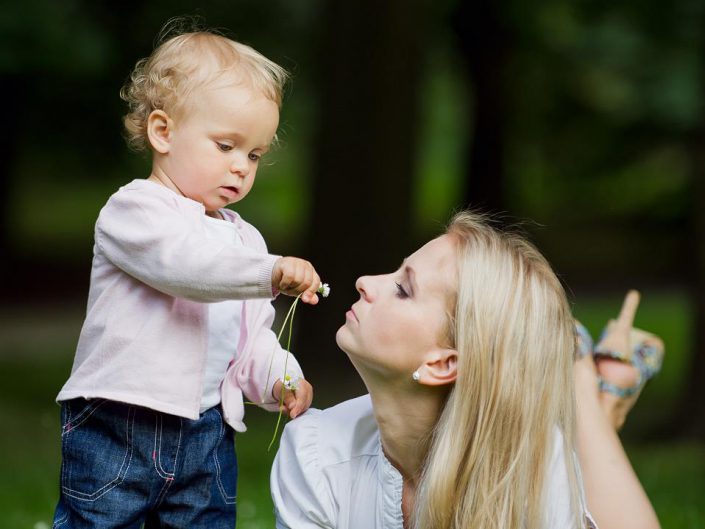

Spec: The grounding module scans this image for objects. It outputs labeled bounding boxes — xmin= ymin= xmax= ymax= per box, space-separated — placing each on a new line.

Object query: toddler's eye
xmin=395 ymin=282 xmax=409 ymax=299
xmin=248 ymin=152 xmax=261 ymax=162
xmin=216 ymin=142 xmax=233 ymax=152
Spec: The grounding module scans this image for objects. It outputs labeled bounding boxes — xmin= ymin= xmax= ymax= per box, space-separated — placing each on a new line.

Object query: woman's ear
xmin=416 ymin=348 xmax=458 ymax=386
xmin=147 ymin=110 xmax=172 ymax=154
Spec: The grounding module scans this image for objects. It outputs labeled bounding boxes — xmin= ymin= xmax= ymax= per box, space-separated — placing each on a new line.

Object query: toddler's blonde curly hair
xmin=120 ymin=22 xmax=288 ymax=152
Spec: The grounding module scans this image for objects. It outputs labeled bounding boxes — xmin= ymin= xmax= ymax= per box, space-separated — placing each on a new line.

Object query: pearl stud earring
xmin=412 ymin=370 xmax=421 ymax=382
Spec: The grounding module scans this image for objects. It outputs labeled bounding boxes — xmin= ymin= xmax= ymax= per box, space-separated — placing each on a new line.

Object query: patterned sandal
xmin=574 ymin=320 xmax=594 ymax=359
xmin=594 ymin=321 xmax=665 ymax=397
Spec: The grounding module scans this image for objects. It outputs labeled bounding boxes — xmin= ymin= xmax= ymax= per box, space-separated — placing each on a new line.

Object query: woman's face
xmin=336 ymin=235 xmax=457 ymax=379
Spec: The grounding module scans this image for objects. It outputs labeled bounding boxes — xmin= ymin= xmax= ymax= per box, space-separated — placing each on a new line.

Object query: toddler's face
xmin=159 ymin=81 xmax=280 ymax=214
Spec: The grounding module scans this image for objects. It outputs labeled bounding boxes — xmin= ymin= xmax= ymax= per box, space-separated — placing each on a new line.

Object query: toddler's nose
xmin=229 ymin=153 xmax=250 ymax=176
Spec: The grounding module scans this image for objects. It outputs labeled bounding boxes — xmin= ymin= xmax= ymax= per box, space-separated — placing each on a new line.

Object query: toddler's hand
xmin=272 ymin=378 xmax=313 ymax=419
xmin=272 ymin=257 xmax=321 ymax=304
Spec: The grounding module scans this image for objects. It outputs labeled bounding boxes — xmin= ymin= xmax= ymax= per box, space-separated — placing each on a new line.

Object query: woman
xmin=271 ymin=211 xmax=660 ymax=529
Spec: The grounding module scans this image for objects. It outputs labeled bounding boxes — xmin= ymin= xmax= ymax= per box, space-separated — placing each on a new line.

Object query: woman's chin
xmin=335 ymin=326 xmax=351 ymax=351
xmin=336 ymin=326 xmax=365 ymax=361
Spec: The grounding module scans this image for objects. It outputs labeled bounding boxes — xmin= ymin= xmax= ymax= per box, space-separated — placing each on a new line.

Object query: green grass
xmin=1 ymin=290 xmax=703 ymax=528
xmin=627 ymin=442 xmax=705 ymax=528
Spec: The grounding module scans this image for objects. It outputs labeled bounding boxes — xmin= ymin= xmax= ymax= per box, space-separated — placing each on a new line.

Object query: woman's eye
xmin=216 ymin=142 xmax=233 ymax=152
xmin=395 ymin=282 xmax=409 ymax=299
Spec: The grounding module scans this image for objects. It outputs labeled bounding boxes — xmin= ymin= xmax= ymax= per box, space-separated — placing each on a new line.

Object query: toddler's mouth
xmin=221 ymin=186 xmax=240 ymax=197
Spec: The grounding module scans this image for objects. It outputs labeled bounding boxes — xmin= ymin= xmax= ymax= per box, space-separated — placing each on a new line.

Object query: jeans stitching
xmin=61 ymin=399 xmax=106 ymax=436
xmin=152 ymin=414 xmax=174 ymax=479
xmin=212 ymin=408 xmax=236 ymax=504
xmin=65 ymin=401 xmax=73 ymax=428
xmin=154 ymin=416 xmax=181 ymax=509
xmin=159 ymin=414 xmax=175 ymax=477
xmin=153 ymin=475 xmax=173 ymax=508
xmin=174 ymin=417 xmax=183 ymax=473
xmin=62 ymin=401 xmax=107 ymax=500
xmin=60 ymin=403 xmax=69 ymax=500
xmin=52 ymin=507 xmax=69 ymax=527
xmin=61 ymin=405 xmax=135 ymax=501
xmin=157 ymin=415 xmax=171 ymax=476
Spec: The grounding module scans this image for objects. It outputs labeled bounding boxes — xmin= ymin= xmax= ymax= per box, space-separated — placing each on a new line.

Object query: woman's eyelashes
xmin=395 ymin=282 xmax=409 ymax=299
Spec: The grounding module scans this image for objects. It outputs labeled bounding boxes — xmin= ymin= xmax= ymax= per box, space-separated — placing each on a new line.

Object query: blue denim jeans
xmin=52 ymin=399 xmax=237 ymax=528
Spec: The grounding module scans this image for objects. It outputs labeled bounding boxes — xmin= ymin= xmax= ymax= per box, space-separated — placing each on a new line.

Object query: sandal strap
xmin=593 ymin=345 xmax=631 ymax=363
xmin=594 ymin=324 xmax=664 ymax=398
xmin=598 ymin=376 xmax=642 ymax=398
xmin=574 ymin=321 xmax=594 ymax=359
xmin=633 ymin=342 xmax=664 ymax=381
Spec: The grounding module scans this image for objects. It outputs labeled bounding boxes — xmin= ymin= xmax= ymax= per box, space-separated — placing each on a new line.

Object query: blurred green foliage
xmin=4 ymin=0 xmax=703 ymax=280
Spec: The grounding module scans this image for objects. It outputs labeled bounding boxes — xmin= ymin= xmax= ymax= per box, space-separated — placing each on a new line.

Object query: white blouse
xmin=201 ymin=215 xmax=243 ymax=412
xmin=271 ymin=395 xmax=597 ymax=529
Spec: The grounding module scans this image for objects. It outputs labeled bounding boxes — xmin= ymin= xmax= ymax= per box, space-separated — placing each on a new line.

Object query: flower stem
xmin=266 ymin=294 xmax=301 ymax=451
xmin=261 ymin=294 xmax=302 ymax=403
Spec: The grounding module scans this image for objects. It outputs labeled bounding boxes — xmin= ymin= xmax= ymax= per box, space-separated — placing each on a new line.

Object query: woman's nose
xmin=355 ymin=276 xmax=373 ymax=301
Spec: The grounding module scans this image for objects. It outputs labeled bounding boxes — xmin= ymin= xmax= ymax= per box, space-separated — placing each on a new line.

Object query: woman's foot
xmin=574 ymin=349 xmax=637 ymax=431
xmin=593 ymin=291 xmax=664 ymax=431
xmin=595 ymin=357 xmax=641 ymax=430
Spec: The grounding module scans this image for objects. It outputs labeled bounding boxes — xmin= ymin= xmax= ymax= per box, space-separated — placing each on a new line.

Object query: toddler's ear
xmin=147 ymin=110 xmax=172 ymax=154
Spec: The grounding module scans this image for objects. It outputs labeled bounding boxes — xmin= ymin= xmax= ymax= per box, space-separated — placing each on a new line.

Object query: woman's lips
xmin=346 ymin=308 xmax=358 ymax=322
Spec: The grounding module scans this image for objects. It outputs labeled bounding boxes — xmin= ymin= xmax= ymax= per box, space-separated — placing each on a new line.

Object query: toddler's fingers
xmin=311 ymin=271 xmax=321 ymax=294
xmin=279 ymin=390 xmax=296 ymax=415
xmin=298 ymin=266 xmax=314 ymax=302
xmin=302 ymin=263 xmax=313 ymax=289
xmin=293 ymin=382 xmax=313 ymax=418
xmin=302 ymin=271 xmax=322 ymax=305
xmin=290 ymin=394 xmax=307 ymax=419
xmin=286 ymin=263 xmax=315 ymax=295
xmin=281 ymin=260 xmax=306 ymax=291
xmin=279 ymin=270 xmax=302 ymax=292
xmin=302 ymin=291 xmax=319 ymax=305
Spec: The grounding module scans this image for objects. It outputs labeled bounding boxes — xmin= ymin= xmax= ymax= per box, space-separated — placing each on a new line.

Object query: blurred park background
xmin=1 ymin=0 xmax=705 ymax=527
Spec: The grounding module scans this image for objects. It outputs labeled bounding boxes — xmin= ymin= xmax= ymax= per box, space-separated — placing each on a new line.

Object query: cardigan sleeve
xmin=95 ymin=186 xmax=279 ymax=302
xmin=235 ymin=308 xmax=305 ymax=411
xmin=271 ymin=410 xmax=335 ymax=528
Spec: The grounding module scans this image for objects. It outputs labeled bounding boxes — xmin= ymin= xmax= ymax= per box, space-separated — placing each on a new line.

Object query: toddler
xmin=52 ymin=23 xmax=319 ymax=529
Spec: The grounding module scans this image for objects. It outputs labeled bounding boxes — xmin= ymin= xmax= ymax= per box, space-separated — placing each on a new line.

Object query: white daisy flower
xmin=318 ymin=282 xmax=331 ymax=298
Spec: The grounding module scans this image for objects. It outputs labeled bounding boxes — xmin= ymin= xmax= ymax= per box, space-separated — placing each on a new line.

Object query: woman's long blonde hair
xmin=413 ymin=211 xmax=583 ymax=529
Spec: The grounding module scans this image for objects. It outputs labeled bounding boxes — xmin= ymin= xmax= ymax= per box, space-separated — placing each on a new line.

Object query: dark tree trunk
xmin=681 ymin=127 xmax=705 ymax=440
xmin=680 ymin=28 xmax=705 ymax=438
xmin=0 ymin=74 xmax=24 ymax=271
xmin=647 ymin=128 xmax=705 ymax=442
xmin=295 ymin=0 xmax=425 ymax=399
xmin=452 ymin=0 xmax=509 ymax=214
